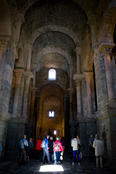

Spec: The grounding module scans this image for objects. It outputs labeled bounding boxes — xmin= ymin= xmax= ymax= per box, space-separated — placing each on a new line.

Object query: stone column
xmin=0 ymin=37 xmax=9 ymax=86
xmin=30 ymin=87 xmax=37 ymax=123
xmin=22 ymin=71 xmax=33 ymax=121
xmin=26 ymin=44 xmax=32 ymax=70
xmin=73 ymin=74 xmax=84 ymax=117
xmin=67 ymin=88 xmax=73 ymax=122
xmin=13 ymin=69 xmax=24 ymax=117
xmin=111 ymin=55 xmax=116 ymax=96
xmin=0 ymin=46 xmax=15 ymax=158
xmin=93 ymin=49 xmax=108 ymax=114
xmin=103 ymin=47 xmax=116 ymax=103
xmin=84 ymin=72 xmax=93 ymax=116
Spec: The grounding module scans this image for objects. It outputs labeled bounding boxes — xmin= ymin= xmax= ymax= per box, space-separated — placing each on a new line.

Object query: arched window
xmin=48 ymin=110 xmax=55 ymax=118
xmin=48 ymin=68 xmax=56 ymax=80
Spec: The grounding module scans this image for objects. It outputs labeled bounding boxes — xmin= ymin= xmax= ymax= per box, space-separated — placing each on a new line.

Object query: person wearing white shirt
xmin=71 ymin=135 xmax=80 ymax=166
xmin=93 ymin=134 xmax=104 ymax=168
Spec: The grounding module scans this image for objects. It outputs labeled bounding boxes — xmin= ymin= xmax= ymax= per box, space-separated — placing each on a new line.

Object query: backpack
xmin=41 ymin=140 xmax=45 ymax=148
xmin=54 ymin=143 xmax=59 ymax=150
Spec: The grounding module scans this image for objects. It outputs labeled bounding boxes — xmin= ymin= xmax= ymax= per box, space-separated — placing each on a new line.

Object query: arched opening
xmin=48 ymin=68 xmax=56 ymax=80
xmin=36 ymin=84 xmax=65 ymax=138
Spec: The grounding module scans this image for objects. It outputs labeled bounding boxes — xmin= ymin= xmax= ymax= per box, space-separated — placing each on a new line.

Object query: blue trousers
xmin=72 ymin=150 xmax=80 ymax=162
xmin=54 ymin=151 xmax=60 ymax=164
xmin=42 ymin=149 xmax=50 ymax=163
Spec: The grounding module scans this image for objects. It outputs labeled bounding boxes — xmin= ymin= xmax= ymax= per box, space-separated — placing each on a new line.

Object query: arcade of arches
xmin=0 ymin=0 xmax=116 ymax=166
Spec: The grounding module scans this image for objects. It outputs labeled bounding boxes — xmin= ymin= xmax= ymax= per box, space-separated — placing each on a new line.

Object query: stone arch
xmin=31 ymin=25 xmax=79 ymax=45
xmin=34 ymin=46 xmax=72 ymax=71
xmin=98 ymin=0 xmax=116 ymax=46
xmin=36 ymin=83 xmax=64 ymax=137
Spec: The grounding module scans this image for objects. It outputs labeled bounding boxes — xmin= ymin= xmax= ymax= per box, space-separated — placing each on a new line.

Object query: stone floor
xmin=0 ymin=156 xmax=115 ymax=174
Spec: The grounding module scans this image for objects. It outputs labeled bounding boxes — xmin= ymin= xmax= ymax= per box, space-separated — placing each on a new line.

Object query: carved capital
xmin=73 ymin=74 xmax=84 ymax=81
xmin=31 ymin=87 xmax=38 ymax=92
xmin=24 ymin=71 xmax=33 ymax=80
xmin=0 ymin=36 xmax=9 ymax=54
xmin=84 ymin=71 xmax=93 ymax=78
xmin=98 ymin=44 xmax=114 ymax=57
xmin=14 ymin=69 xmax=24 ymax=85
xmin=67 ymin=88 xmax=73 ymax=92
xmin=75 ymin=45 xmax=81 ymax=55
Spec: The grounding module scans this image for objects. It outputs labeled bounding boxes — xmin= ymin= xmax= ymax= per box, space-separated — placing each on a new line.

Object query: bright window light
xmin=48 ymin=68 xmax=56 ymax=80
xmin=49 ymin=111 xmax=55 ymax=118
xmin=39 ymin=164 xmax=64 ymax=172
xmin=53 ymin=130 xmax=57 ymax=135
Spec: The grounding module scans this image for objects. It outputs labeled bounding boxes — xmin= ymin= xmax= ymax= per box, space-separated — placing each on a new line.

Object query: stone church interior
xmin=0 ymin=0 xmax=116 ymax=171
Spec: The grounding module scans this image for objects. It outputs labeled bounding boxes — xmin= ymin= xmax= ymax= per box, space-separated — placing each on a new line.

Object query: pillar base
xmin=5 ymin=117 xmax=25 ymax=160
xmin=78 ymin=117 xmax=96 ymax=157
xmin=96 ymin=108 xmax=116 ymax=167
xmin=0 ymin=119 xmax=8 ymax=159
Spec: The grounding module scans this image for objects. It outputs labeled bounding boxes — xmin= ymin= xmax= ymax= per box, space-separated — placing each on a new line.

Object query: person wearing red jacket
xmin=35 ymin=136 xmax=42 ymax=161
xmin=53 ymin=137 xmax=63 ymax=164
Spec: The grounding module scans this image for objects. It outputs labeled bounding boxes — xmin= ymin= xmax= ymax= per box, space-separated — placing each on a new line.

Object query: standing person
xmin=88 ymin=134 xmax=94 ymax=161
xmin=35 ymin=136 xmax=42 ymax=161
xmin=77 ymin=135 xmax=82 ymax=160
xmin=53 ymin=137 xmax=63 ymax=164
xmin=93 ymin=135 xmax=104 ymax=168
xmin=61 ymin=137 xmax=65 ymax=151
xmin=28 ymin=138 xmax=34 ymax=160
xmin=71 ymin=135 xmax=80 ymax=166
xmin=49 ymin=136 xmax=54 ymax=162
xmin=0 ymin=143 xmax=2 ymax=157
xmin=18 ymin=134 xmax=28 ymax=164
xmin=41 ymin=135 xmax=50 ymax=164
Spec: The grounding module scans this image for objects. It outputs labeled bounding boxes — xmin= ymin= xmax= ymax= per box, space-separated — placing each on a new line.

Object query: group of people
xmin=18 ymin=134 xmax=64 ymax=165
xmin=18 ymin=135 xmax=34 ymax=164
xmin=40 ymin=135 xmax=64 ymax=165
xmin=89 ymin=134 xmax=104 ymax=168
xmin=18 ymin=133 xmax=104 ymax=168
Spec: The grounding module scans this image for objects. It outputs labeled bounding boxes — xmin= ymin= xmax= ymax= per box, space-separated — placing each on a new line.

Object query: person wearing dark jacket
xmin=41 ymin=135 xmax=50 ymax=164
xmin=49 ymin=136 xmax=54 ymax=162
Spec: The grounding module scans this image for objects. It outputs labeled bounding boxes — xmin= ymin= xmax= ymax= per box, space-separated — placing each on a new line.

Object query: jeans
xmin=42 ymin=149 xmax=50 ymax=163
xmin=54 ymin=151 xmax=60 ymax=164
xmin=72 ymin=150 xmax=80 ymax=162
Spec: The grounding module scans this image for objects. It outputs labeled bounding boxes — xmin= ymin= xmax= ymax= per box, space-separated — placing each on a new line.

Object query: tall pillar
xmin=103 ymin=47 xmax=116 ymax=105
xmin=22 ymin=71 xmax=33 ymax=121
xmin=111 ymin=55 xmax=116 ymax=95
xmin=84 ymin=72 xmax=93 ymax=116
xmin=93 ymin=49 xmax=108 ymax=114
xmin=0 ymin=37 xmax=9 ymax=86
xmin=30 ymin=87 xmax=37 ymax=123
xmin=67 ymin=88 xmax=73 ymax=122
xmin=26 ymin=44 xmax=32 ymax=70
xmin=0 ymin=46 xmax=15 ymax=158
xmin=73 ymin=74 xmax=84 ymax=117
xmin=13 ymin=69 xmax=24 ymax=117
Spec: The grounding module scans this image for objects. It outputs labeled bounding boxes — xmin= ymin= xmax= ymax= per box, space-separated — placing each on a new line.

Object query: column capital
xmin=31 ymin=87 xmax=38 ymax=92
xmin=29 ymin=42 xmax=33 ymax=49
xmin=14 ymin=68 xmax=24 ymax=78
xmin=67 ymin=88 xmax=73 ymax=92
xmin=75 ymin=45 xmax=81 ymax=55
xmin=73 ymin=74 xmax=84 ymax=81
xmin=24 ymin=71 xmax=33 ymax=79
xmin=14 ymin=69 xmax=24 ymax=85
xmin=98 ymin=44 xmax=114 ymax=56
xmin=84 ymin=71 xmax=93 ymax=79
xmin=0 ymin=36 xmax=10 ymax=54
